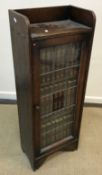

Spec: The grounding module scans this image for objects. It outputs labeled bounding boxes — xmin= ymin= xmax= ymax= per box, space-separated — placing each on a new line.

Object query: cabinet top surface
xmin=30 ymin=19 xmax=92 ymax=40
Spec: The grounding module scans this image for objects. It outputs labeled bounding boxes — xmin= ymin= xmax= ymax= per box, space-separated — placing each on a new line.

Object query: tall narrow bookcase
xmin=9 ymin=6 xmax=96 ymax=170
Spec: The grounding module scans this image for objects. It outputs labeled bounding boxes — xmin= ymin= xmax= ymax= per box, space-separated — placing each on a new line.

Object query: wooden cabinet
xmin=9 ymin=6 xmax=96 ymax=170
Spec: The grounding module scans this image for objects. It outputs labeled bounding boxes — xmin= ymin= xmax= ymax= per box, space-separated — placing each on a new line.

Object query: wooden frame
xmin=9 ymin=5 xmax=96 ymax=170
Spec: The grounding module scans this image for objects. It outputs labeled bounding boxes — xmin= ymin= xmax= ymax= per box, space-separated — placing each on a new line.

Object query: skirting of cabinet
xmin=31 ymin=139 xmax=78 ymax=170
xmin=0 ymin=99 xmax=17 ymax=104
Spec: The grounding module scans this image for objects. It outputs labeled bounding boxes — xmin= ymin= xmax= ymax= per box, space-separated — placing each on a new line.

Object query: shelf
xmin=40 ymin=85 xmax=77 ymax=98
xmin=30 ymin=19 xmax=92 ymax=39
xmin=40 ymin=64 xmax=80 ymax=76
xmin=40 ymin=68 xmax=79 ymax=87
xmin=40 ymin=79 xmax=77 ymax=96
xmin=41 ymin=136 xmax=74 ymax=152
xmin=41 ymin=104 xmax=76 ymax=119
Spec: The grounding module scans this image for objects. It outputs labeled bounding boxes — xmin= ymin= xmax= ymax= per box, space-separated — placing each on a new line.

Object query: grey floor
xmin=0 ymin=105 xmax=102 ymax=175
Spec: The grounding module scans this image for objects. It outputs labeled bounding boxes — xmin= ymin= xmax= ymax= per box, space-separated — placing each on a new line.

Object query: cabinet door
xmin=32 ymin=34 xmax=88 ymax=156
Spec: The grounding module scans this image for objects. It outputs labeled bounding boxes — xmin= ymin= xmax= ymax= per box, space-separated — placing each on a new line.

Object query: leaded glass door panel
xmin=38 ymin=36 xmax=83 ymax=153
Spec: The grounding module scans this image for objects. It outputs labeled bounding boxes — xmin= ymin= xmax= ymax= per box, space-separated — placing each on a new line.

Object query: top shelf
xmin=30 ymin=19 xmax=92 ymax=40
xmin=9 ymin=5 xmax=95 ymax=40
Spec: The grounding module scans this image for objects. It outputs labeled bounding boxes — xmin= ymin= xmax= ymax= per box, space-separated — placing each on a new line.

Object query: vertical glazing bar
xmin=33 ymin=45 xmax=41 ymax=156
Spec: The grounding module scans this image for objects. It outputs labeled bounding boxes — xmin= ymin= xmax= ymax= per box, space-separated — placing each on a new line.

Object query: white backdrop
xmin=0 ymin=0 xmax=102 ymax=103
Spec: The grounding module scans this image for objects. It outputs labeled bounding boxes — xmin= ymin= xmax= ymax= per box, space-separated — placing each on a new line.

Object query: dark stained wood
xmin=36 ymin=139 xmax=78 ymax=161
xmin=9 ymin=10 xmax=35 ymax=169
xmin=9 ymin=6 xmax=96 ymax=170
xmin=15 ymin=6 xmax=69 ymax=23
xmin=68 ymin=5 xmax=96 ymax=142
xmin=34 ymin=33 xmax=87 ymax=48
xmin=73 ymin=37 xmax=90 ymax=139
xmin=68 ymin=5 xmax=96 ymax=28
xmin=30 ymin=19 xmax=92 ymax=40
xmin=32 ymin=44 xmax=41 ymax=157
xmin=62 ymin=140 xmax=78 ymax=151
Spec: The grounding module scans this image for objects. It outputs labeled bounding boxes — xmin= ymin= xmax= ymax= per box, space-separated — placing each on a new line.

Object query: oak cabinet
xmin=9 ymin=6 xmax=96 ymax=170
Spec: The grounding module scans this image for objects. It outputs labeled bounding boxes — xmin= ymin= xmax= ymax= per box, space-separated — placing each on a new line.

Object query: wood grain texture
xmin=16 ymin=6 xmax=68 ymax=23
xmin=30 ymin=19 xmax=92 ymax=40
xmin=9 ymin=10 xmax=35 ymax=169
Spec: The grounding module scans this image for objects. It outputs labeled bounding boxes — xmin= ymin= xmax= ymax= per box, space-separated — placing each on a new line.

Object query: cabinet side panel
xmin=68 ymin=7 xmax=96 ymax=142
xmin=16 ymin=6 xmax=69 ymax=23
xmin=68 ymin=6 xmax=96 ymax=28
xmin=9 ymin=10 xmax=35 ymax=167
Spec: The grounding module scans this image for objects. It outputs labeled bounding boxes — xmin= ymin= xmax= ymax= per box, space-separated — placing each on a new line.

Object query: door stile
xmin=73 ymin=35 xmax=91 ymax=139
xmin=32 ymin=43 xmax=41 ymax=157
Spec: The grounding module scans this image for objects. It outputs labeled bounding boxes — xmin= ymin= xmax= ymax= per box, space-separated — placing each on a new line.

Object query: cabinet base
xmin=29 ymin=140 xmax=78 ymax=170
xmin=62 ymin=140 xmax=78 ymax=151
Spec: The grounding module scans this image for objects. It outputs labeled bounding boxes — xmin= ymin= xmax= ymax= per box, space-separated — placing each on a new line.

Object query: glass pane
xmin=40 ymin=42 xmax=81 ymax=150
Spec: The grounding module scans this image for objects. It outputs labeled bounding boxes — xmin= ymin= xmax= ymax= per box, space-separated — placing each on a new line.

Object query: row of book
xmin=67 ymin=87 xmax=76 ymax=106
xmin=40 ymin=79 xmax=76 ymax=97
xmin=39 ymin=43 xmax=80 ymax=148
xmin=40 ymin=42 xmax=81 ymax=75
xmin=40 ymin=91 xmax=66 ymax=115
xmin=41 ymin=124 xmax=73 ymax=148
xmin=40 ymin=81 xmax=66 ymax=96
xmin=53 ymin=91 xmax=64 ymax=111
xmin=41 ymin=111 xmax=73 ymax=133
xmin=40 ymin=86 xmax=76 ymax=115
xmin=41 ymin=116 xmax=73 ymax=148
xmin=40 ymin=105 xmax=75 ymax=148
xmin=40 ymin=67 xmax=79 ymax=86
